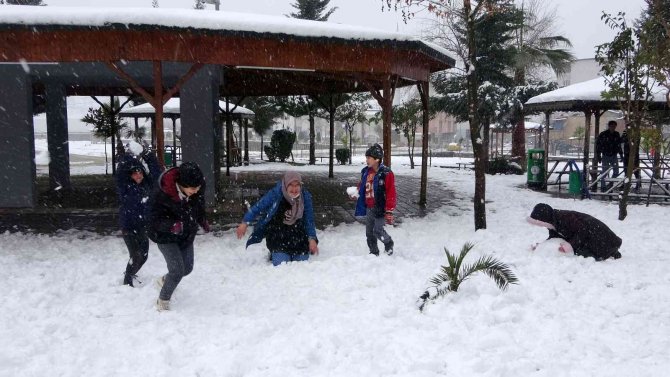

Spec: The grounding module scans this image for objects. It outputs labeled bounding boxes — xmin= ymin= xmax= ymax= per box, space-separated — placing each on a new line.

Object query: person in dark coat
xmin=351 ymin=143 xmax=397 ymax=256
xmin=596 ymin=120 xmax=624 ymax=192
xmin=527 ymin=203 xmax=622 ymax=261
xmin=116 ymin=145 xmax=162 ymax=287
xmin=148 ymin=162 xmax=210 ymax=311
xmin=236 ymin=171 xmax=318 ymax=266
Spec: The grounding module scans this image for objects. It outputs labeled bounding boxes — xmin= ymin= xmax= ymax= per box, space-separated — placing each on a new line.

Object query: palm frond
xmin=418 ymin=243 xmax=519 ymax=312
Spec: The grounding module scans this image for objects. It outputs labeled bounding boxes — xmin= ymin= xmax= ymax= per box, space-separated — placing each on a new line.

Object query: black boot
xmin=123 ymin=272 xmax=134 ymax=287
xmin=367 ymin=238 xmax=379 ymax=256
xmin=384 ymin=240 xmax=394 ymax=256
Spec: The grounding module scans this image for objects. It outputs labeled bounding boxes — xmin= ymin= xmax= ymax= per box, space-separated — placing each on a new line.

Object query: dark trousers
xmin=123 ymin=229 xmax=149 ymax=283
xmin=600 ymin=155 xmax=619 ymax=191
xmin=157 ymin=242 xmax=194 ymax=301
xmin=366 ymin=210 xmax=393 ymax=255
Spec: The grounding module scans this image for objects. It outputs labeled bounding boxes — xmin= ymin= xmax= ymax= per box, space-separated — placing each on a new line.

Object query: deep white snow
xmin=3 ymin=150 xmax=669 ymax=376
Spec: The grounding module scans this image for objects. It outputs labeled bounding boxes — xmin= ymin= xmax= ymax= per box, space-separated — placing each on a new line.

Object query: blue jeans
xmin=271 ymin=252 xmax=309 ymax=266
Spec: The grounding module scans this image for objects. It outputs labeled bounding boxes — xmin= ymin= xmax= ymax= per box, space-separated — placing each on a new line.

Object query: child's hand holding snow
xmin=346 ymin=186 xmax=359 ymax=199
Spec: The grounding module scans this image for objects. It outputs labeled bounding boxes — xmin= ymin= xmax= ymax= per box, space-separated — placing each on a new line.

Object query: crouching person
xmin=149 ymin=162 xmax=209 ymax=311
xmin=236 ymin=171 xmax=318 ymax=266
xmin=527 ymin=203 xmax=622 ymax=261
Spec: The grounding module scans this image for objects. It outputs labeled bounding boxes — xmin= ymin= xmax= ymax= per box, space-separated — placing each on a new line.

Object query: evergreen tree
xmin=287 ymin=0 xmax=338 ymax=21
xmin=334 ymin=93 xmax=370 ymax=165
xmin=391 ymin=98 xmax=423 ymax=169
xmin=242 ymin=97 xmax=283 ymax=160
xmin=7 ymin=0 xmax=44 ymax=4
xmin=509 ymin=0 xmax=573 ymax=168
xmin=596 ymin=12 xmax=656 ymax=220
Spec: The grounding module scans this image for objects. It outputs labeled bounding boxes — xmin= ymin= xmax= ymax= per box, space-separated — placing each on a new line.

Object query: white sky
xmin=38 ymin=0 xmax=647 ymax=59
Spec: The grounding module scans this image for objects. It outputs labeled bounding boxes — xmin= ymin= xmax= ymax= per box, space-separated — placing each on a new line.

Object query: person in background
xmin=236 ymin=171 xmax=318 ymax=266
xmin=527 ymin=203 xmax=622 ymax=261
xmin=596 ymin=120 xmax=624 ymax=192
xmin=351 ymin=143 xmax=396 ymax=256
xmin=116 ymin=141 xmax=162 ymax=287
xmin=621 ymin=126 xmax=642 ymax=192
xmin=148 ymin=162 xmax=210 ymax=311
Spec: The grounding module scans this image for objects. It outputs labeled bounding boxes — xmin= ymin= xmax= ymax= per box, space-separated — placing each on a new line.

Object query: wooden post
xmin=153 ymin=61 xmax=165 ymax=166
xmin=582 ymin=109 xmax=593 ymax=187
xmin=244 ymin=118 xmax=249 ymax=164
xmin=543 ymin=111 xmax=551 ymax=189
xmin=418 ymin=81 xmax=429 ymax=207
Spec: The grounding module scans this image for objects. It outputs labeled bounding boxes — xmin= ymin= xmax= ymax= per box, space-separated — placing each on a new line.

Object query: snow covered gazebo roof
xmin=524 ymin=76 xmax=669 ymax=113
xmin=119 ymin=98 xmax=254 ymax=119
xmin=0 ymin=7 xmax=454 ymax=96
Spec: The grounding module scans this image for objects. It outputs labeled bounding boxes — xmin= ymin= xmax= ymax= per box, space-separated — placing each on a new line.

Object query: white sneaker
xmin=156 ymin=298 xmax=170 ymax=311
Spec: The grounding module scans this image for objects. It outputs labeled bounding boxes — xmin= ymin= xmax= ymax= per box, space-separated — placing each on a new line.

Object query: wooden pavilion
xmin=525 ymin=76 xmax=669 ymax=190
xmin=0 ymin=7 xmax=454 ymax=207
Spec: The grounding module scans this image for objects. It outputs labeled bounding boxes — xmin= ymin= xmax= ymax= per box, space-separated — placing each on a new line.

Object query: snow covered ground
xmin=3 ymin=152 xmax=670 ymax=377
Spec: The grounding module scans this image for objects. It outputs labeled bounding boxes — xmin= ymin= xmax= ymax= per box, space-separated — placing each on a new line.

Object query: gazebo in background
xmin=524 ymin=76 xmax=669 ymax=190
xmin=0 ymin=7 xmax=454 ymax=207
xmin=120 ymin=98 xmax=255 ymax=167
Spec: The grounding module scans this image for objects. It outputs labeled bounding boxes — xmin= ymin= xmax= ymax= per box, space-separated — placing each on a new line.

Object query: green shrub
xmin=268 ymin=129 xmax=296 ymax=162
xmin=487 ymin=157 xmax=524 ymax=175
xmin=335 ymin=148 xmax=350 ymax=165
xmin=264 ymin=145 xmax=276 ymax=162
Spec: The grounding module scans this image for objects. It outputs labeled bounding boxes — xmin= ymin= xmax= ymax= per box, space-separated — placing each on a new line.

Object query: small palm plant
xmin=418 ymin=242 xmax=518 ymax=312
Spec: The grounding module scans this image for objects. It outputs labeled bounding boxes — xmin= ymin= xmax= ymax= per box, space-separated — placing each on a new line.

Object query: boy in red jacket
xmin=352 ymin=144 xmax=397 ymax=256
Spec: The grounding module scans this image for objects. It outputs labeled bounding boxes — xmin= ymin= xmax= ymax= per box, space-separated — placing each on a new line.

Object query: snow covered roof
xmin=0 ymin=7 xmax=453 ymax=64
xmin=525 ymin=76 xmax=669 ymax=112
xmin=119 ymin=98 xmax=254 ymax=117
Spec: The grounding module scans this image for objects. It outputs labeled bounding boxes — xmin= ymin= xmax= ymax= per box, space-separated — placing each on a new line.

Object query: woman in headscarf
xmin=236 ymin=171 xmax=319 ymax=266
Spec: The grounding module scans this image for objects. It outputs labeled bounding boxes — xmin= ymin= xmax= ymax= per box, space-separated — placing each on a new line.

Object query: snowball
xmin=346 ymin=186 xmax=359 ymax=198
xmin=127 ymin=141 xmax=144 ymax=156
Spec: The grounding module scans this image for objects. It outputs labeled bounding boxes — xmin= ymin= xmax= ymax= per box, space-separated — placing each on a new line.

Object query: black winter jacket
xmin=530 ymin=203 xmax=622 ymax=260
xmin=596 ymin=130 xmax=623 ymax=158
xmin=148 ymin=167 xmax=206 ymax=245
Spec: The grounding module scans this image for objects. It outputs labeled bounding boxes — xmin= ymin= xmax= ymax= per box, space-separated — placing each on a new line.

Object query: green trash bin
xmin=527 ymin=149 xmax=545 ymax=189
xmin=568 ymin=171 xmax=582 ymax=194
xmin=164 ymin=148 xmax=173 ymax=167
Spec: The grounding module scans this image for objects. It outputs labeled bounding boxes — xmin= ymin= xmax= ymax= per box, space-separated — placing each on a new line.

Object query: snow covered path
xmin=2 ymin=158 xmax=669 ymax=376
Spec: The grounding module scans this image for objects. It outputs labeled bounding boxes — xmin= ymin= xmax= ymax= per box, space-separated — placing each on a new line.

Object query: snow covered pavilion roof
xmin=525 ymin=76 xmax=669 ymax=113
xmin=0 ymin=7 xmax=454 ymax=96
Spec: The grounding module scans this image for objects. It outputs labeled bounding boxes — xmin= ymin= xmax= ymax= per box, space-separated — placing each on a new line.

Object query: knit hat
xmin=177 ymin=162 xmax=204 ymax=188
xmin=365 ymin=143 xmax=383 ymax=160
xmin=527 ymin=203 xmax=555 ymax=229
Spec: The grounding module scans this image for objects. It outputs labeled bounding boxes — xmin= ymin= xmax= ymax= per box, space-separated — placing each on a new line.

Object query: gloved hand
xmin=170 ymin=221 xmax=183 ymax=235
xmin=384 ymin=211 xmax=394 ymax=225
xmin=200 ymin=220 xmax=211 ymax=233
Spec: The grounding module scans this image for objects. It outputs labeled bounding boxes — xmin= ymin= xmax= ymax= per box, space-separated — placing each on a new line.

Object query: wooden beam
xmin=162 ymin=63 xmax=204 ymax=104
xmin=105 ymin=62 xmax=154 ymax=104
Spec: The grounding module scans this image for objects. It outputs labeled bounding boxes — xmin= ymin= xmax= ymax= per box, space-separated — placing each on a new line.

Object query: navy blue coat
xmin=115 ymin=152 xmax=162 ymax=233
